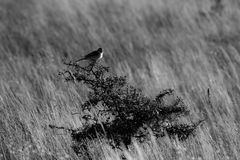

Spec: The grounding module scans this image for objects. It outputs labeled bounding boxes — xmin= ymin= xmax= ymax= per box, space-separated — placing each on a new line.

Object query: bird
xmin=75 ymin=48 xmax=103 ymax=63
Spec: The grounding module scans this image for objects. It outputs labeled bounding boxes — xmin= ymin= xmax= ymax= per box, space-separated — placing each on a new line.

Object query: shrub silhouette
xmin=53 ymin=61 xmax=203 ymax=158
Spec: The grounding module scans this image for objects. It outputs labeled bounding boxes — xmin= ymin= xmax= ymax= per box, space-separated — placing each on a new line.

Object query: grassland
xmin=0 ymin=0 xmax=240 ymax=159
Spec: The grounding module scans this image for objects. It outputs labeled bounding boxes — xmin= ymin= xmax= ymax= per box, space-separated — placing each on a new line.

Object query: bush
xmin=52 ymin=60 xmax=203 ymax=157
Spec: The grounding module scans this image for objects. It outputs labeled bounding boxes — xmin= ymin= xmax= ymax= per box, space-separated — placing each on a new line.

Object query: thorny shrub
xmin=50 ymin=60 xmax=204 ymax=158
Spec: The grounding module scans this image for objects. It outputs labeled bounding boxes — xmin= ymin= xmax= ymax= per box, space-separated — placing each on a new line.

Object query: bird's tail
xmin=75 ymin=57 xmax=85 ymax=63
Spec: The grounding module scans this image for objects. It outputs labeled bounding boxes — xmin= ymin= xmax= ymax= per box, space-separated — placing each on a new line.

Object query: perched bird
xmin=76 ymin=48 xmax=103 ymax=63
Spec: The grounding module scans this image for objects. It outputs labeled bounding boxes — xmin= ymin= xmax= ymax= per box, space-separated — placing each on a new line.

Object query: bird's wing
xmin=75 ymin=50 xmax=99 ymax=62
xmin=84 ymin=51 xmax=98 ymax=59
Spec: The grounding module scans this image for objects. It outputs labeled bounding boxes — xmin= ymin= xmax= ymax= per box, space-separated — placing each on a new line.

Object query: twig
xmin=71 ymin=112 xmax=82 ymax=115
xmin=48 ymin=125 xmax=73 ymax=132
xmin=207 ymin=88 xmax=213 ymax=107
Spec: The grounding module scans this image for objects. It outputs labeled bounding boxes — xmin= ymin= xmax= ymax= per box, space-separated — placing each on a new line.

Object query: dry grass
xmin=0 ymin=0 xmax=240 ymax=159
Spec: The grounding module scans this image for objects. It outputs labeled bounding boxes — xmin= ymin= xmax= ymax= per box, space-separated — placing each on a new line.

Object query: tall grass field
xmin=0 ymin=0 xmax=240 ymax=159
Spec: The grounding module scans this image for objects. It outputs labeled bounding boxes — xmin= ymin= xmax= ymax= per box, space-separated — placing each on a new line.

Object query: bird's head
xmin=97 ymin=48 xmax=103 ymax=53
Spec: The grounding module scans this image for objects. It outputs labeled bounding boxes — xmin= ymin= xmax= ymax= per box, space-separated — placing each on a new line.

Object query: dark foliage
xmin=55 ymin=61 xmax=203 ymax=157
